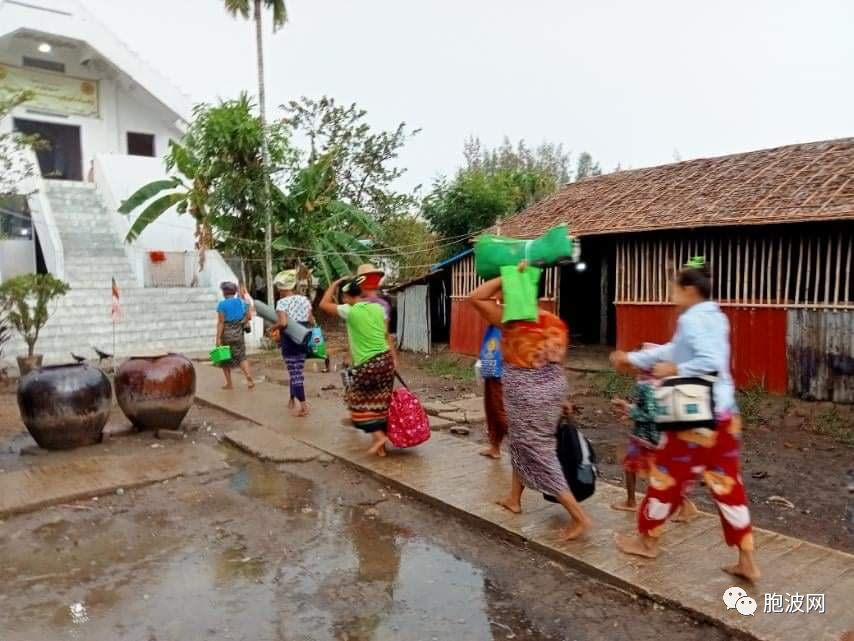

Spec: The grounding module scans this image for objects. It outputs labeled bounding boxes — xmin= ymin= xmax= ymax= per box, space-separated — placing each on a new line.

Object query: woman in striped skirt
xmin=275 ymin=270 xmax=313 ymax=417
xmin=470 ymin=264 xmax=592 ymax=540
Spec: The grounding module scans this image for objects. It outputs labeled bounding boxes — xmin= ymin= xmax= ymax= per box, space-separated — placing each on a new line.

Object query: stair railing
xmin=21 ymin=149 xmax=65 ymax=280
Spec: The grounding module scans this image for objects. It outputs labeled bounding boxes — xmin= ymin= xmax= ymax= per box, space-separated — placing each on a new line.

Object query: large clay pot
xmin=115 ymin=353 xmax=196 ymax=430
xmin=17 ymin=363 xmax=112 ymax=450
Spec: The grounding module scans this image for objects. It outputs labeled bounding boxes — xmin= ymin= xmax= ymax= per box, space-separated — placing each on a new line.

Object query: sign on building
xmin=0 ymin=64 xmax=98 ymax=117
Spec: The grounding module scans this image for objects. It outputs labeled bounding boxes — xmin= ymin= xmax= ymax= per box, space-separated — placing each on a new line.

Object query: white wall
xmin=0 ymin=240 xmax=36 ymax=281
xmin=0 ymin=44 xmax=182 ymax=179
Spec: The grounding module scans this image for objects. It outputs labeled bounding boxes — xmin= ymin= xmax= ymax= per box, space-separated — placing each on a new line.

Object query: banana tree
xmin=117 ymin=139 xmax=213 ymax=263
xmin=272 ymin=155 xmax=391 ymax=286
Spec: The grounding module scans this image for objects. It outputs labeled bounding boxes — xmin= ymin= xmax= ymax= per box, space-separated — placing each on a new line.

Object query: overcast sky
xmin=83 ymin=0 xmax=854 ymax=191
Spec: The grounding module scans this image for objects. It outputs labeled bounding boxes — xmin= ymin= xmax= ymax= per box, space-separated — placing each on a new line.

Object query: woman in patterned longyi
xmin=469 ymin=263 xmax=592 ymax=541
xmin=320 ymin=275 xmax=395 ymax=457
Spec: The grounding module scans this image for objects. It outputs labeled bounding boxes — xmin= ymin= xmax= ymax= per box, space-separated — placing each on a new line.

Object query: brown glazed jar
xmin=115 ymin=354 xmax=196 ymax=430
xmin=17 ymin=363 xmax=112 ymax=450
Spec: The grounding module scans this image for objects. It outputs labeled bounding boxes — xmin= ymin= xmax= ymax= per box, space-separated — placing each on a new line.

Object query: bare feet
xmin=297 ymin=405 xmax=310 ymax=417
xmin=616 ymin=533 xmax=659 ymax=559
xmin=672 ymin=498 xmax=699 ymax=523
xmin=561 ymin=515 xmax=592 ymax=540
xmin=221 ymin=384 xmax=234 ymax=390
xmin=496 ymin=498 xmax=522 ymax=514
xmin=722 ymin=551 xmax=761 ymax=582
xmin=367 ymin=433 xmax=388 ymax=457
xmin=610 ymin=500 xmax=637 ymax=512
xmin=288 ymin=399 xmax=295 ymax=410
xmin=479 ymin=446 xmax=501 ymax=459
xmin=247 ymin=379 xmax=256 ymax=389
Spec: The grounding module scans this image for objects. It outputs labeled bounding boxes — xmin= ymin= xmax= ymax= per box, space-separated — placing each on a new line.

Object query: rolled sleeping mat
xmin=253 ymin=299 xmax=312 ymax=344
xmin=253 ymin=299 xmax=277 ymax=323
xmin=474 ymin=224 xmax=581 ymax=279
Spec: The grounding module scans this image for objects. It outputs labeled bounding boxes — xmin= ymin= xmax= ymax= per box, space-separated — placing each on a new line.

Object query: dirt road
xmin=0 ymin=401 xmax=733 ymax=641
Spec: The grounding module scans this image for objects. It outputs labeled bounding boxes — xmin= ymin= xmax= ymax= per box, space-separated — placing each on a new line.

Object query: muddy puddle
xmin=1 ymin=454 xmax=554 ymax=641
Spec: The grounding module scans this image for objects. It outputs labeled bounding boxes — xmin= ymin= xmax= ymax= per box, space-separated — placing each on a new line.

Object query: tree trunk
xmin=255 ymin=0 xmax=275 ymax=306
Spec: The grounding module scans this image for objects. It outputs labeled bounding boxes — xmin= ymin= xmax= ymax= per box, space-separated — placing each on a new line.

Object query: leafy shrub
xmin=0 ymin=273 xmax=70 ymax=357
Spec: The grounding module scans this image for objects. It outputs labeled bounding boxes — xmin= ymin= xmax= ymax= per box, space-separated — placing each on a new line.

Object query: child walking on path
xmin=479 ymin=325 xmax=508 ymax=459
xmin=610 ymin=359 xmax=697 ymax=522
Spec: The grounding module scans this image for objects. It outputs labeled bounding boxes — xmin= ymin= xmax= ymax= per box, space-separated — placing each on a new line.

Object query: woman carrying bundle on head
xmin=469 ymin=261 xmax=592 ymax=540
xmin=320 ymin=275 xmax=395 ymax=457
xmin=610 ymin=258 xmax=760 ymax=582
xmin=274 ymin=269 xmax=313 ymax=417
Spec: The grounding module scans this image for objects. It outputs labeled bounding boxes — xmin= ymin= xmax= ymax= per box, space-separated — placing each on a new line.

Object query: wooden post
xmin=805 ymin=238 xmax=812 ymax=307
xmin=727 ymin=237 xmax=732 ymax=302
xmin=845 ymin=236 xmax=852 ymax=307
xmin=795 ymin=237 xmax=804 ymax=305
xmin=759 ymin=238 xmax=766 ymax=304
xmin=814 ymin=236 xmax=821 ymax=307
xmin=777 ymin=236 xmax=783 ymax=304
xmin=736 ymin=238 xmax=742 ymax=302
xmin=825 ymin=233 xmax=832 ymax=305
xmin=834 ymin=234 xmax=842 ymax=305
xmin=600 ymin=254 xmax=609 ymax=344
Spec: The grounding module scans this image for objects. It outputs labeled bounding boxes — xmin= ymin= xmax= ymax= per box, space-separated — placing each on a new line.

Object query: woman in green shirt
xmin=320 ymin=276 xmax=395 ymax=457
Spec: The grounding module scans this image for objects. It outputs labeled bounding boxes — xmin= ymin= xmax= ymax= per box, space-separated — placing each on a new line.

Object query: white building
xmin=0 ymin=0 xmax=256 ymax=368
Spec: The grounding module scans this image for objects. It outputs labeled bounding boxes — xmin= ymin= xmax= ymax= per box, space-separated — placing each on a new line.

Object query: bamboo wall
xmin=615 ymin=229 xmax=853 ymax=309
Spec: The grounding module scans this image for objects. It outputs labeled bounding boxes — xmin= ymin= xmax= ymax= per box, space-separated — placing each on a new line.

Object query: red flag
xmin=111 ymin=277 xmax=122 ymax=320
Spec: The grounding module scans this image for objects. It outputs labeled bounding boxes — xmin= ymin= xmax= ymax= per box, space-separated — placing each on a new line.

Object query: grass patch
xmin=420 ymin=355 xmax=475 ymax=382
xmin=814 ymin=406 xmax=854 ymax=446
xmin=593 ymin=371 xmax=635 ymax=401
xmin=736 ymin=379 xmax=767 ymax=424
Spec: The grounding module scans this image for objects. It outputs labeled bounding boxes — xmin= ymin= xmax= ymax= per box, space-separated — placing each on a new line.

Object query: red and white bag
xmin=386 ymin=374 xmax=430 ymax=448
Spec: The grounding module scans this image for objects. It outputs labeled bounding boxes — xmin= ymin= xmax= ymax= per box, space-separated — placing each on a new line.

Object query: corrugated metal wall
xmin=396 ymin=285 xmax=431 ymax=354
xmin=616 ymin=304 xmax=788 ymax=393
xmin=787 ymin=309 xmax=854 ymax=402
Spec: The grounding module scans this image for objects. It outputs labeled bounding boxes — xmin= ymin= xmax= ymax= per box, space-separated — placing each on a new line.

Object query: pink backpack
xmin=387 ymin=375 xmax=430 ymax=448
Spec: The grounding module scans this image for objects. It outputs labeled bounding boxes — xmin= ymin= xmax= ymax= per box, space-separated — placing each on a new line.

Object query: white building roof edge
xmin=0 ymin=0 xmax=191 ymax=124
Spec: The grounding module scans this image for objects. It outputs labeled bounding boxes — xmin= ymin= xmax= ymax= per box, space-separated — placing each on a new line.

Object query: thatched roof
xmin=495 ymin=138 xmax=854 ymax=238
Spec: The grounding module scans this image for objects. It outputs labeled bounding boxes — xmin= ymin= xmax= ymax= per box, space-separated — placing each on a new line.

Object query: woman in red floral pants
xmin=611 ymin=260 xmax=759 ymax=582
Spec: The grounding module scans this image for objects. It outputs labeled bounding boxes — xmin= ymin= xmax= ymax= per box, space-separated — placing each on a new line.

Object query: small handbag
xmin=653 ymin=375 xmax=717 ymax=430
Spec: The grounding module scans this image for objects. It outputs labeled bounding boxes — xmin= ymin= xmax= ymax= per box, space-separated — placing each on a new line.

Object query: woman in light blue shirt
xmin=610 ymin=259 xmax=760 ymax=582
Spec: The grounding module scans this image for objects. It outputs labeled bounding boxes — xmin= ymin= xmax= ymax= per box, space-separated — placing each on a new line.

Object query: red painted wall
xmin=615 ymin=304 xmax=788 ymax=393
xmin=450 ymin=299 xmax=557 ymax=357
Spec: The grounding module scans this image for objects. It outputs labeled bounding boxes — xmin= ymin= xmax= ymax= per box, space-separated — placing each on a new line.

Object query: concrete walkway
xmin=0 ymin=443 xmax=227 ymax=517
xmin=196 ymin=363 xmax=853 ymax=641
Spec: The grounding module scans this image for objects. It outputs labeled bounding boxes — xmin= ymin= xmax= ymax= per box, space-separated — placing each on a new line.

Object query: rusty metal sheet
xmin=616 ymin=304 xmax=788 ymax=394
xmin=787 ymin=309 xmax=854 ymax=402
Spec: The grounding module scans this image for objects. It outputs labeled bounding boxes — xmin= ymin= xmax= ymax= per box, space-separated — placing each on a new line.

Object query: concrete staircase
xmin=3 ymin=181 xmax=219 ymax=368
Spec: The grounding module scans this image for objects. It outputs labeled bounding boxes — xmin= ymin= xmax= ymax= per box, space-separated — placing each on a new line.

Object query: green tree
xmin=0 ymin=90 xmax=42 ymax=196
xmin=280 ymin=96 xmax=420 ymax=220
xmin=380 ymin=215 xmax=439 ymax=283
xmin=0 ymin=274 xmax=69 ymax=358
xmin=422 ymin=170 xmax=514 ymax=258
xmin=423 ymin=137 xmax=573 ymax=258
xmin=223 ymin=0 xmax=288 ymax=305
xmin=118 ymin=95 xmax=293 ymax=273
xmin=574 ymin=151 xmax=602 ymax=181
xmin=272 ymin=154 xmax=386 ymax=286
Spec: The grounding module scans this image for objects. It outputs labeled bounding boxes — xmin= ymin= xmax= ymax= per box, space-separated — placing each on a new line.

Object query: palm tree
xmin=223 ymin=0 xmax=288 ymax=305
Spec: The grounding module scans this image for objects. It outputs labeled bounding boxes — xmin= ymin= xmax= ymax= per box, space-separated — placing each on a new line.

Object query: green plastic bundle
xmin=474 ymin=224 xmax=578 ymax=279
xmin=501 ymin=266 xmax=541 ymax=323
